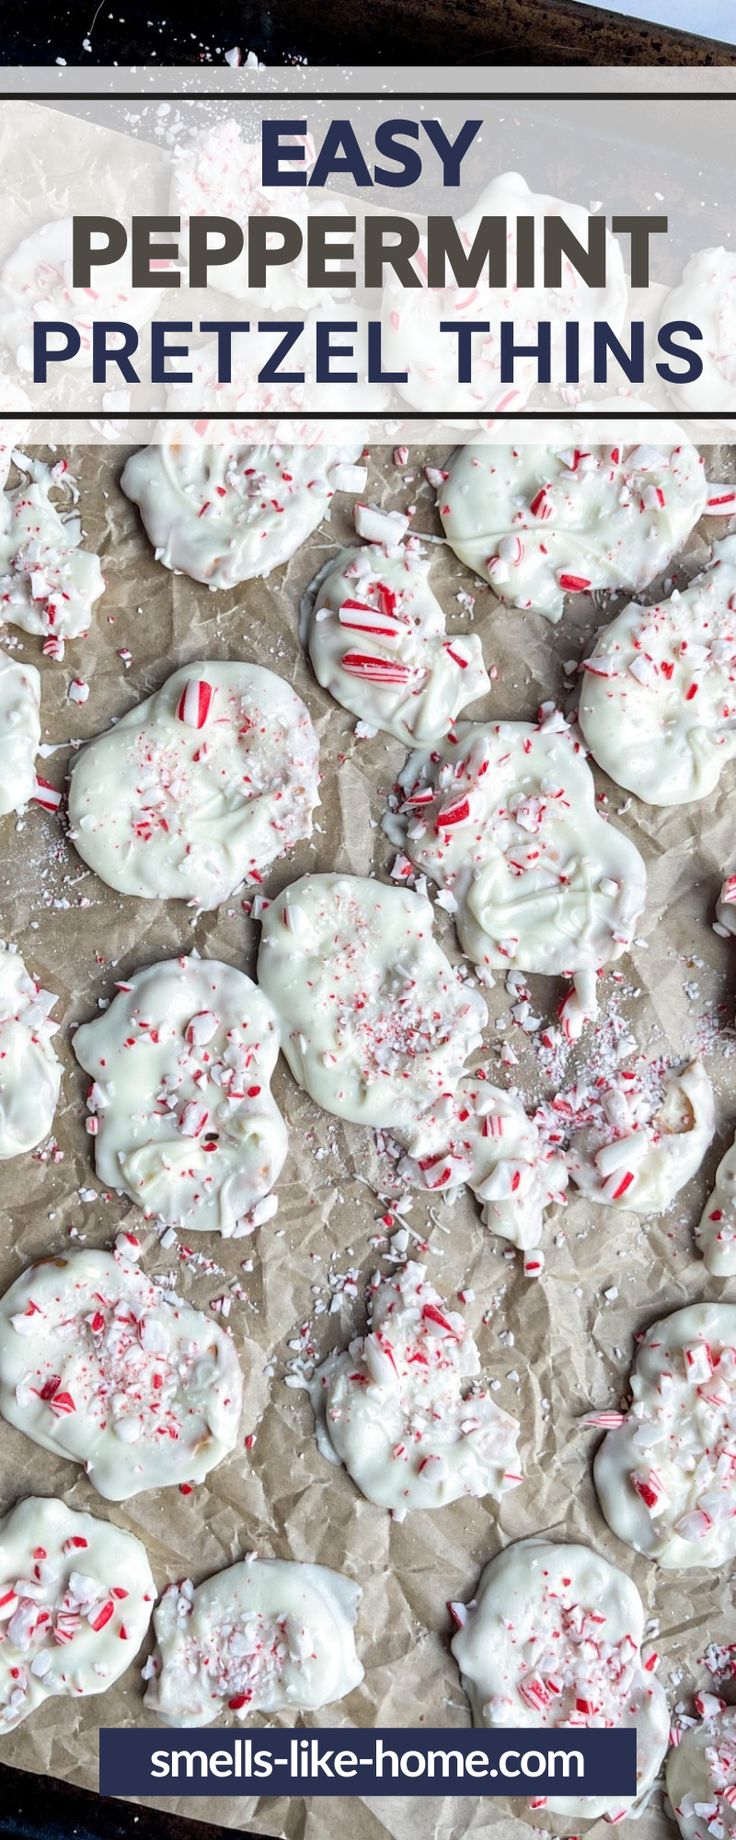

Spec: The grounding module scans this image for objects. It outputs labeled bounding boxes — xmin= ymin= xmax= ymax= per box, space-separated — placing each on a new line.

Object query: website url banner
xmin=99 ymin=1727 xmax=636 ymax=1797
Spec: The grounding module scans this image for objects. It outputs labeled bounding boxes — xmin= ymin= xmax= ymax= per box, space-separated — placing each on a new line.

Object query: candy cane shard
xmin=309 ymin=1261 xmax=522 ymax=1513
xmin=438 ymin=426 xmax=706 ymax=621
xmin=0 ymin=1494 xmax=155 ymax=1731
xmin=392 ymin=1072 xmax=568 ymax=1255
xmin=304 ymin=540 xmax=490 ymax=746
xmin=0 ymin=651 xmax=40 ymax=814
xmin=658 ymin=247 xmax=736 ymax=416
xmin=666 ymin=1707 xmax=736 ymax=1840
xmin=0 ymin=1247 xmax=244 ymax=1500
xmin=0 ymin=462 xmax=104 ymax=644
xmin=144 ymin=1556 xmax=363 ymax=1727
xmin=380 ymin=170 xmax=628 ymax=416
xmin=451 ymin=1538 xmax=668 ymax=1820
xmin=0 ymin=942 xmax=61 ymax=1159
xmin=67 ymin=660 xmax=319 ymax=906
xmin=579 ymin=538 xmax=736 ymax=805
xmin=73 ymin=957 xmax=287 ymax=1237
xmin=566 ymin=1059 xmax=714 ymax=1214
xmin=384 ymin=717 xmax=646 ymax=979
xmin=714 ymin=873 xmax=736 ymax=940
xmin=696 ymin=1132 xmax=736 ymax=1277
xmin=120 ymin=437 xmax=364 ymax=590
xmin=257 ymin=873 xmax=487 ymax=1130
xmin=594 ymin=1302 xmax=736 ymax=1571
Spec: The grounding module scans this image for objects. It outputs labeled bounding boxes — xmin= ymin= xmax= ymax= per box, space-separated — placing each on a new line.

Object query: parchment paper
xmin=1 ymin=440 xmax=736 ymax=1840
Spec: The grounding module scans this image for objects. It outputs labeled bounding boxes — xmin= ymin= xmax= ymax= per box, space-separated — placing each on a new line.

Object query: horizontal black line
xmin=5 ymin=409 xmax=731 ymax=421
xmin=5 ymin=93 xmax=735 ymax=104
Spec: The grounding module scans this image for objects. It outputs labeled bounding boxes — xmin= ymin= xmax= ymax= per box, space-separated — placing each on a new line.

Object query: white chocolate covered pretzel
xmin=0 ymin=1247 xmax=244 ymax=1500
xmin=68 ymin=661 xmax=319 ymax=906
xmin=257 ymin=873 xmax=487 ymax=1129
xmin=121 ymin=438 xmax=363 ymax=589
xmin=0 ymin=1494 xmax=155 ymax=1731
xmin=667 ymin=1707 xmax=736 ymax=1840
xmin=451 ymin=1537 xmax=668 ymax=1820
xmin=566 ymin=1058 xmax=714 ymax=1213
xmin=0 ymin=465 xmax=104 ymax=644
xmin=439 ymin=430 xmax=707 ymax=621
xmin=579 ymin=538 xmax=736 ymax=805
xmin=0 ymin=650 xmax=40 ymax=814
xmin=73 ymin=957 xmax=287 ymax=1236
xmin=305 ymin=541 xmax=489 ymax=745
xmin=0 ymin=942 xmax=61 ymax=1158
xmin=144 ymin=1556 xmax=363 ymax=1727
xmin=384 ymin=716 xmax=646 ymax=978
xmin=310 ymin=1260 xmax=522 ymax=1513
xmin=697 ymin=1132 xmax=736 ymax=1277
xmin=595 ymin=1302 xmax=736 ymax=1570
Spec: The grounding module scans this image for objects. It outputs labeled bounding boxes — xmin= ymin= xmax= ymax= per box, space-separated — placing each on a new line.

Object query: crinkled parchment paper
xmin=1 ymin=440 xmax=736 ymax=1840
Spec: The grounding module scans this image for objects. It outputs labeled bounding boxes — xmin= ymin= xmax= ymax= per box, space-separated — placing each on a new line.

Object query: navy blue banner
xmin=99 ymin=1726 xmax=636 ymax=1798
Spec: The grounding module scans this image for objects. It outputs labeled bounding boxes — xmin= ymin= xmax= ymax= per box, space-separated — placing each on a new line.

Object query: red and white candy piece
xmin=594 ymin=1301 xmax=736 ymax=1570
xmin=176 ymin=678 xmax=214 ymax=728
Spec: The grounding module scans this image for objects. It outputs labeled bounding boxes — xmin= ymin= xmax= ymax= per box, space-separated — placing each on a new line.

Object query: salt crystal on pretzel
xmin=439 ymin=421 xmax=706 ymax=621
xmin=393 ymin=1072 xmax=567 ymax=1256
xmin=121 ymin=437 xmax=364 ymax=590
xmin=0 ymin=1247 xmax=244 ymax=1500
xmin=384 ymin=717 xmax=646 ymax=979
xmin=579 ymin=538 xmax=736 ymax=805
xmin=144 ymin=1555 xmax=362 ymax=1727
xmin=310 ymin=1260 xmax=521 ymax=1513
xmin=667 ymin=1706 xmax=736 ymax=1840
xmin=304 ymin=541 xmax=489 ymax=746
xmin=73 ymin=957 xmax=287 ymax=1237
xmin=258 ymin=873 xmax=487 ymax=1130
xmin=697 ymin=1133 xmax=736 ymax=1277
xmin=567 ymin=1059 xmax=714 ymax=1214
xmin=0 ymin=651 xmax=40 ymax=814
xmin=0 ymin=1495 xmax=154 ymax=1730
xmin=381 ymin=170 xmax=627 ymax=417
xmin=452 ymin=1537 xmax=668 ymax=1820
xmin=658 ymin=248 xmax=736 ymax=417
xmin=594 ymin=1301 xmax=736 ymax=1571
xmin=0 ymin=463 xmax=104 ymax=644
xmin=67 ymin=660 xmax=319 ymax=905
xmin=0 ymin=942 xmax=61 ymax=1159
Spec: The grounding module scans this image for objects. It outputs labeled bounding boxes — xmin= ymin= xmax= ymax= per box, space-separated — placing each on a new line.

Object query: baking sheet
xmin=1 ymin=440 xmax=736 ymax=1840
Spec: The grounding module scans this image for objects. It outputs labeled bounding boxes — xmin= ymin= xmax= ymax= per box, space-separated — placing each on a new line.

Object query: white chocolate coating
xmin=0 ymin=217 xmax=162 ymax=377
xmin=121 ymin=438 xmax=363 ymax=589
xmin=0 ymin=942 xmax=61 ymax=1159
xmin=0 ymin=650 xmax=40 ymax=813
xmin=578 ymin=538 xmax=736 ymax=805
xmin=384 ymin=717 xmax=646 ymax=977
xmin=144 ymin=1556 xmax=363 ymax=1727
xmin=310 ymin=1260 xmax=522 ymax=1513
xmin=439 ymin=432 xmax=707 ymax=621
xmin=659 ymin=248 xmax=736 ymax=415
xmin=595 ymin=1302 xmax=736 ymax=1570
xmin=305 ymin=541 xmax=490 ymax=745
xmin=0 ymin=1494 xmax=155 ymax=1731
xmin=696 ymin=1132 xmax=736 ymax=1277
xmin=0 ymin=470 xmax=105 ymax=642
xmin=381 ymin=171 xmax=628 ymax=415
xmin=68 ymin=661 xmax=319 ymax=906
xmin=73 ymin=957 xmax=287 ymax=1236
xmin=0 ymin=1247 xmax=244 ymax=1500
xmin=257 ymin=873 xmax=487 ymax=1130
xmin=394 ymin=1073 xmax=568 ymax=1251
xmin=451 ymin=1537 xmax=668 ymax=1820
xmin=567 ymin=1058 xmax=714 ymax=1213
xmin=667 ymin=1708 xmax=736 ymax=1840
